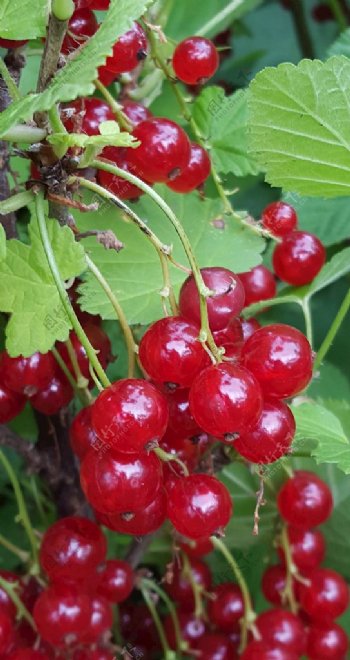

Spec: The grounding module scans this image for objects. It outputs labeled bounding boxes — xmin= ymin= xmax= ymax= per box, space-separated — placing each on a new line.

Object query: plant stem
xmin=0 ymin=533 xmax=29 ymax=563
xmin=0 ymin=449 xmax=38 ymax=564
xmin=182 ymin=551 xmax=205 ymax=619
xmin=141 ymin=578 xmax=185 ymax=657
xmin=153 ymin=446 xmax=189 ymax=477
xmin=314 ymin=286 xmax=350 ymax=370
xmin=94 ymin=79 xmax=133 ymax=131
xmin=1 ymin=125 xmax=47 ymax=143
xmin=301 ymin=299 xmax=313 ymax=347
xmin=328 ymin=0 xmax=348 ymax=30
xmin=0 ymin=57 xmax=21 ymax=101
xmin=288 ymin=0 xmax=315 ymax=59
xmin=280 ymin=525 xmax=298 ymax=614
xmin=211 ymin=537 xmax=256 ymax=652
xmin=0 ymin=576 xmax=35 ymax=628
xmin=35 ymin=191 xmax=111 ymax=388
xmin=140 ymin=586 xmax=173 ymax=658
xmin=37 ymin=12 xmax=69 ymax=93
xmin=85 ymin=254 xmax=137 ymax=378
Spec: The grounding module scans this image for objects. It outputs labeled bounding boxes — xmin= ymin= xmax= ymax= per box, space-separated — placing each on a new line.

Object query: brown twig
xmin=253 ymin=468 xmax=266 ymax=536
xmin=0 ymin=425 xmax=41 ymax=472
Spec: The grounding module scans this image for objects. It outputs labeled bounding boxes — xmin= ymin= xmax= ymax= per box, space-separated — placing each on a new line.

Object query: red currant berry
xmin=165 ymin=557 xmax=211 ymax=611
xmin=121 ymin=100 xmax=152 ymax=125
xmin=104 ymin=22 xmax=147 ymax=74
xmin=299 ymin=568 xmax=349 ymax=622
xmin=262 ymin=202 xmax=298 ymax=237
xmin=180 ymin=536 xmax=214 ymax=557
xmin=88 ymin=0 xmax=109 ymax=7
xmin=196 ymin=632 xmax=238 ymax=659
xmin=207 ymin=583 xmax=244 ymax=632
xmin=239 ymin=265 xmax=276 ymax=307
xmin=30 ymin=373 xmax=73 ymax=415
xmin=97 ymin=487 xmax=167 ymax=536
xmin=57 ymin=323 xmax=111 ymax=382
xmin=81 ymin=595 xmax=113 ymax=643
xmin=7 ymin=651 xmax=50 ymax=660
xmin=0 ymin=611 xmax=14 ymax=655
xmin=172 ymin=37 xmax=219 ymax=85
xmin=312 ymin=3 xmax=334 ymax=21
xmin=0 ymin=380 xmax=25 ymax=423
xmin=167 ymin=473 xmax=232 ymax=539
xmin=277 ymin=471 xmax=333 ymax=528
xmin=62 ymin=98 xmax=114 ymax=136
xmin=233 ymin=398 xmax=295 ymax=463
xmin=0 ymin=39 xmax=28 ymax=48
xmin=126 ymin=118 xmax=191 ymax=183
xmin=162 ymin=387 xmax=200 ymax=442
xmin=72 ymin=650 xmax=114 ymax=660
xmin=262 ymin=565 xmax=290 ymax=606
xmin=0 ymin=570 xmax=20 ymax=618
xmin=241 ymin=317 xmax=261 ymax=341
xmin=189 ymin=363 xmax=263 ymax=440
xmin=96 ymin=559 xmax=133 ymax=603
xmin=307 ymin=622 xmax=348 ymax=659
xmin=242 ymin=323 xmax=313 ymax=399
xmin=120 ymin=603 xmax=158 ymax=650
xmin=255 ymin=608 xmax=306 ymax=654
xmin=61 ymin=9 xmax=98 ymax=55
xmin=70 ymin=405 xmax=98 ymax=460
xmin=33 ymin=583 xmax=91 ymax=647
xmin=139 ymin=316 xmax=209 ymax=388
xmin=213 ymin=317 xmax=244 ymax=352
xmin=278 ymin=526 xmax=325 ymax=571
xmin=73 ymin=0 xmax=92 ymax=6
xmin=273 ymin=231 xmax=326 ymax=286
xmin=241 ymin=640 xmax=299 ymax=659
xmin=164 ymin=611 xmax=207 ymax=650
xmin=160 ymin=433 xmax=201 ymax=472
xmin=97 ymin=147 xmax=145 ymax=199
xmin=179 ymin=267 xmax=245 ymax=332
xmin=167 ymin=142 xmax=211 ymax=193
xmin=80 ymin=446 xmax=162 ymax=514
xmin=97 ymin=64 xmax=118 ymax=86
xmin=1 ymin=351 xmax=56 ymax=396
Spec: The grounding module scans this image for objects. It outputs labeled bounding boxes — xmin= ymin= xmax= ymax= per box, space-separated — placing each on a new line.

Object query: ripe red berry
xmin=139 ymin=316 xmax=209 ymax=388
xmin=172 ymin=37 xmax=219 ymax=85
xmin=0 ymin=611 xmax=14 ymax=655
xmin=72 ymin=650 xmax=114 ymax=660
xmin=278 ymin=526 xmax=325 ymax=571
xmin=80 ymin=595 xmax=113 ymax=643
xmin=196 ymin=632 xmax=238 ymax=659
xmin=30 ymin=373 xmax=73 ymax=415
xmin=6 ymin=651 xmax=50 ymax=660
xmin=0 ymin=39 xmax=28 ymax=48
xmin=0 ymin=380 xmax=25 ymax=423
xmin=179 ymin=267 xmax=245 ymax=332
xmin=61 ymin=9 xmax=98 ymax=55
xmin=121 ymin=100 xmax=152 ymax=126
xmin=62 ymin=98 xmax=114 ymax=136
xmin=126 ymin=118 xmax=191 ymax=183
xmin=167 ymin=142 xmax=211 ymax=193
xmin=97 ymin=146 xmax=146 ymax=199
xmin=97 ymin=64 xmax=118 ymax=86
xmin=233 ymin=398 xmax=295 ymax=463
xmin=69 ymin=405 xmax=98 ymax=459
xmin=241 ymin=640 xmax=299 ymax=659
xmin=207 ymin=583 xmax=244 ymax=632
xmin=165 ymin=558 xmax=212 ymax=611
xmin=88 ymin=0 xmax=109 ymax=7
xmin=306 ymin=622 xmax=349 ymax=659
xmin=167 ymin=473 xmax=232 ymax=539
xmin=239 ymin=265 xmax=277 ymax=307
xmin=104 ymin=22 xmax=147 ymax=74
xmin=213 ymin=317 xmax=244 ymax=351
xmin=262 ymin=202 xmax=298 ymax=237
xmin=262 ymin=565 xmax=289 ymax=606
xmin=189 ymin=363 xmax=263 ymax=440
xmin=0 ymin=570 xmax=19 ymax=618
xmin=277 ymin=471 xmax=333 ymax=528
xmin=97 ymin=487 xmax=167 ymax=536
xmin=273 ymin=231 xmax=326 ymax=286
xmin=162 ymin=387 xmax=200 ymax=442
xmin=91 ymin=378 xmax=168 ymax=453
xmin=242 ymin=323 xmax=313 ymax=399
xmin=80 ymin=446 xmax=162 ymax=514
xmin=164 ymin=611 xmax=207 ymax=650
xmin=299 ymin=568 xmax=349 ymax=622
xmin=255 ymin=608 xmax=306 ymax=654
xmin=312 ymin=3 xmax=334 ymax=22
xmin=180 ymin=536 xmax=214 ymax=557
xmin=40 ymin=516 xmax=107 ymax=581
xmin=57 ymin=323 xmax=111 ymax=383
xmin=33 ymin=583 xmax=91 ymax=647
xmin=241 ymin=317 xmax=261 ymax=341
xmin=1 ymin=351 xmax=56 ymax=396
xmin=96 ymin=559 xmax=133 ymax=603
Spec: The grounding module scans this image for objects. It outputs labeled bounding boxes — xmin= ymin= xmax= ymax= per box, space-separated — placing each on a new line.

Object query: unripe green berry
xmin=52 ymin=0 xmax=74 ymax=21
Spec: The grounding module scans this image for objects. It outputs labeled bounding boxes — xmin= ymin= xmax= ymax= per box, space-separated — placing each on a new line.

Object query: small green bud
xmin=52 ymin=0 xmax=74 ymax=21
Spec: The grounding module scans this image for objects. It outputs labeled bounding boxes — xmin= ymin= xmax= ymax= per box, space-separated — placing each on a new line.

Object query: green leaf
xmin=192 ymin=87 xmax=260 ymax=177
xmin=166 ymin=0 xmax=263 ymax=40
xmin=248 ymin=56 xmax=350 ymax=197
xmin=283 ymin=192 xmax=350 ymax=246
xmin=0 ymin=191 xmax=34 ymax=215
xmin=0 ymin=0 xmax=150 ymax=138
xmin=76 ymin=185 xmax=265 ymax=324
xmin=328 ymin=28 xmax=350 ymax=58
xmin=0 ymin=226 xmax=6 ymax=262
xmin=0 ymin=212 xmax=86 ymax=356
xmin=0 ymin=0 xmax=49 ymax=40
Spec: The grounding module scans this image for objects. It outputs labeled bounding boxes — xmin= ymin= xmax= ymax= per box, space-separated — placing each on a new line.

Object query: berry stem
xmin=0 ymin=125 xmax=47 ymax=144
xmin=140 ymin=585 xmax=175 ymax=659
xmin=301 ymin=299 xmax=313 ymax=347
xmin=279 ymin=525 xmax=298 ymax=614
xmin=51 ymin=344 xmax=93 ymax=405
xmin=0 ymin=57 xmax=21 ymax=101
xmin=211 ymin=536 xmax=256 ymax=652
xmin=0 ymin=576 xmax=35 ymax=628
xmin=314 ymin=286 xmax=350 ymax=370
xmin=181 ymin=551 xmax=205 ymax=619
xmin=327 ymin=0 xmax=348 ymax=30
xmin=35 ymin=190 xmax=111 ymax=389
xmin=94 ymin=79 xmax=133 ymax=131
xmin=153 ymin=446 xmax=189 ymax=477
xmin=141 ymin=577 xmax=185 ymax=656
xmin=0 ymin=533 xmax=29 ymax=563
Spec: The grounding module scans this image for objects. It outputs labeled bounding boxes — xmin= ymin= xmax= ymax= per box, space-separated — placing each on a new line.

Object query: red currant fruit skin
xmin=126 ymin=118 xmax=191 ymax=183
xmin=262 ymin=202 xmax=298 ymax=237
xmin=97 ymin=64 xmax=118 ymax=86
xmin=39 ymin=515 xmax=107 ymax=581
xmin=0 ymin=39 xmax=28 ymax=48
xmin=180 ymin=536 xmax=214 ymax=557
xmin=69 ymin=406 xmax=98 ymax=460
xmin=273 ymin=231 xmax=326 ymax=286
xmin=172 ymin=37 xmax=219 ymax=85
xmin=0 ymin=570 xmax=19 ymax=618
xmin=167 ymin=142 xmax=211 ymax=193
xmin=139 ymin=316 xmax=209 ymax=388
xmin=0 ymin=610 xmax=13 ymax=655
xmin=80 ymin=446 xmax=162 ymax=514
xmin=97 ymin=487 xmax=167 ymax=535
xmin=63 ymin=98 xmax=114 ymax=136
xmin=1 ymin=351 xmax=56 ymax=396
xmin=104 ymin=22 xmax=147 ymax=74
xmin=255 ymin=608 xmax=306 ymax=654
xmin=278 ymin=526 xmax=325 ymax=571
xmin=213 ymin=317 xmax=244 ymax=354
xmin=277 ymin=470 xmax=333 ymax=528
xmin=122 ymin=100 xmax=152 ymax=126
xmin=162 ymin=387 xmax=200 ymax=442
xmin=242 ymin=323 xmax=313 ymax=399
xmin=0 ymin=380 xmax=25 ymax=423
xmin=33 ymin=583 xmax=91 ymax=647
xmin=97 ymin=146 xmax=145 ymax=199
xmin=179 ymin=267 xmax=245 ymax=332
xmin=91 ymin=378 xmax=168 ymax=453
xmin=7 ymin=651 xmax=50 ymax=660
xmin=241 ymin=317 xmax=261 ymax=341
xmin=196 ymin=632 xmax=238 ymax=659
xmin=72 ymin=650 xmax=114 ymax=660
xmin=88 ymin=0 xmax=109 ymax=7
xmin=241 ymin=640 xmax=299 ymax=659
xmin=189 ymin=363 xmax=263 ymax=439
xmin=312 ymin=3 xmax=334 ymax=22
xmin=80 ymin=595 xmax=113 ymax=643
xmin=299 ymin=568 xmax=349 ymax=622
xmin=61 ymin=9 xmax=98 ymax=55
xmin=262 ymin=565 xmax=289 ymax=606
xmin=207 ymin=583 xmax=244 ymax=632
xmin=96 ymin=559 xmax=133 ymax=603
xmin=30 ymin=373 xmax=73 ymax=415
xmin=239 ymin=265 xmax=277 ymax=307
xmin=165 ymin=558 xmax=212 ymax=611
xmin=164 ymin=611 xmax=207 ymax=650
xmin=306 ymin=622 xmax=349 ymax=659
xmin=167 ymin=473 xmax=232 ymax=539
xmin=57 ymin=323 xmax=111 ymax=382
xmin=233 ymin=398 xmax=295 ymax=464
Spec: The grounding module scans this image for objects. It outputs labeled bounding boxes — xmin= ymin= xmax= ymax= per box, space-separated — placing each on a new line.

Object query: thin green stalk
xmin=0 ymin=576 xmax=35 ymax=628
xmin=0 ymin=57 xmax=21 ymax=101
xmin=182 ymin=551 xmax=205 ymax=619
xmin=1 ymin=125 xmax=47 ymax=143
xmin=94 ymin=79 xmax=132 ymax=131
xmin=140 ymin=586 xmax=174 ymax=659
xmin=301 ymin=299 xmax=313 ymax=347
xmin=153 ymin=446 xmax=189 ymax=477
xmin=141 ymin=578 xmax=185 ymax=657
xmin=0 ymin=533 xmax=29 ymax=563
xmin=35 ymin=191 xmax=110 ymax=388
xmin=280 ymin=526 xmax=298 ymax=614
xmin=0 ymin=449 xmax=38 ymax=564
xmin=327 ymin=0 xmax=348 ymax=30
xmin=314 ymin=286 xmax=350 ymax=370
xmin=52 ymin=345 xmax=93 ymax=405
xmin=65 ymin=337 xmax=89 ymax=389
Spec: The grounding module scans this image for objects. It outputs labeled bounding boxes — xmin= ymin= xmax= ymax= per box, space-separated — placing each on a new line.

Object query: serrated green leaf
xmin=47 ymin=131 xmax=138 ymax=149
xmin=75 ymin=185 xmax=265 ymax=324
xmin=0 ymin=0 xmax=49 ymax=40
xmin=283 ymin=192 xmax=350 ymax=246
xmin=166 ymin=0 xmax=263 ymax=40
xmin=192 ymin=87 xmax=260 ymax=177
xmin=0 ymin=226 xmax=6 ymax=262
xmin=306 ymin=246 xmax=350 ymax=298
xmin=0 ymin=212 xmax=86 ymax=356
xmin=248 ymin=56 xmax=350 ymax=197
xmin=0 ymin=0 xmax=150 ymax=138
xmin=328 ymin=28 xmax=350 ymax=58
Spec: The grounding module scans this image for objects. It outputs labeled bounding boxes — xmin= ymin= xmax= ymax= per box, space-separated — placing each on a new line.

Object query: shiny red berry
xmin=96 ymin=559 xmax=133 ymax=603
xmin=172 ymin=37 xmax=219 ymax=85
xmin=97 ymin=487 xmax=167 ymax=536
xmin=255 ymin=608 xmax=306 ymax=654
xmin=80 ymin=446 xmax=162 ymax=514
xmin=0 ymin=611 xmax=14 ymax=655
xmin=164 ymin=611 xmax=207 ymax=650
xmin=88 ymin=0 xmax=109 ymax=7
xmin=0 ymin=570 xmax=19 ymax=618
xmin=165 ymin=558 xmax=211 ymax=611
xmin=312 ymin=3 xmax=334 ymax=22
xmin=241 ymin=317 xmax=261 ymax=341
xmin=30 ymin=373 xmax=73 ymax=415
xmin=0 ymin=39 xmax=28 ymax=48
xmin=162 ymin=387 xmax=200 ymax=442
xmin=239 ymin=265 xmax=276 ymax=307
xmin=262 ymin=202 xmax=298 ymax=237
xmin=189 ymin=363 xmax=263 ymax=439
xmin=242 ymin=323 xmax=313 ymax=399
xmin=104 ymin=22 xmax=147 ymax=74
xmin=0 ymin=381 xmax=25 ymax=423
xmin=61 ymin=9 xmax=98 ymax=55
xmin=196 ymin=632 xmax=238 ymax=659
xmin=72 ymin=650 xmax=114 ymax=660
xmin=213 ymin=317 xmax=244 ymax=352
xmin=1 ymin=351 xmax=56 ymax=396
xmin=273 ymin=231 xmax=326 ymax=286
xmin=241 ymin=640 xmax=299 ymax=659
xmin=167 ymin=143 xmax=211 ymax=193
xmin=62 ymin=98 xmax=114 ymax=136
xmin=33 ymin=583 xmax=91 ymax=647
xmin=167 ymin=473 xmax=232 ymax=539
xmin=207 ymin=583 xmax=244 ymax=632
xmin=57 ymin=323 xmax=111 ymax=382
xmin=121 ymin=100 xmax=152 ymax=126
xmin=306 ymin=622 xmax=349 ymax=659
xmin=277 ymin=471 xmax=333 ymax=528
xmin=278 ymin=526 xmax=325 ymax=571
xmin=299 ymin=568 xmax=349 ymax=622
xmin=69 ymin=405 xmax=98 ymax=460
xmin=81 ymin=595 xmax=113 ymax=643
xmin=6 ymin=650 xmax=50 ymax=660
xmin=180 ymin=536 xmax=214 ymax=557
xmin=97 ymin=146 xmax=146 ymax=199
xmin=179 ymin=267 xmax=245 ymax=332
xmin=126 ymin=118 xmax=191 ymax=183
xmin=262 ymin=565 xmax=290 ymax=606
